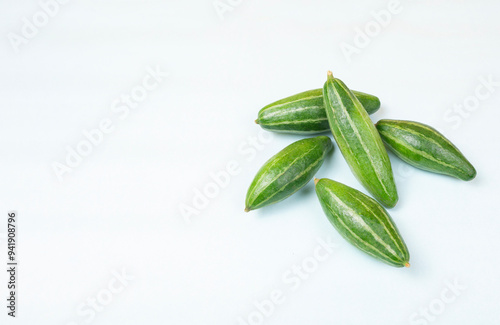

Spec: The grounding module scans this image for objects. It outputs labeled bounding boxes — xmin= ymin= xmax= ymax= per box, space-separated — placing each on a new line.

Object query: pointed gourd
xmin=323 ymin=72 xmax=398 ymax=207
xmin=256 ymin=89 xmax=380 ymax=134
xmin=376 ymin=119 xmax=477 ymax=181
xmin=315 ymin=178 xmax=410 ymax=268
xmin=245 ymin=136 xmax=333 ymax=211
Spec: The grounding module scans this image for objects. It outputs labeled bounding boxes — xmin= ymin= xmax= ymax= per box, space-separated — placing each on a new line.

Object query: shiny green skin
xmin=245 ymin=136 xmax=333 ymax=211
xmin=315 ymin=178 xmax=410 ymax=268
xmin=256 ymin=89 xmax=380 ymax=134
xmin=323 ymin=74 xmax=398 ymax=208
xmin=376 ymin=119 xmax=477 ymax=181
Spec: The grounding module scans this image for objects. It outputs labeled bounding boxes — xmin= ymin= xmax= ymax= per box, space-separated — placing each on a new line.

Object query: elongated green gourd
xmin=245 ymin=136 xmax=333 ymax=212
xmin=376 ymin=119 xmax=477 ymax=181
xmin=323 ymin=72 xmax=398 ymax=208
xmin=315 ymin=178 xmax=410 ymax=268
xmin=256 ymin=89 xmax=380 ymax=134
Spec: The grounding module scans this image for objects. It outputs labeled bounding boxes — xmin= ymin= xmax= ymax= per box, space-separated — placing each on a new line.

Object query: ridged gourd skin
xmin=323 ymin=72 xmax=398 ymax=208
xmin=256 ymin=89 xmax=381 ymax=134
xmin=376 ymin=119 xmax=477 ymax=181
xmin=315 ymin=178 xmax=410 ymax=268
xmin=245 ymin=136 xmax=333 ymax=212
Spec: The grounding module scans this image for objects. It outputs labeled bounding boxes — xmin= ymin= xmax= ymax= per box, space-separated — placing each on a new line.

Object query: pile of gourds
xmin=245 ymin=72 xmax=476 ymax=268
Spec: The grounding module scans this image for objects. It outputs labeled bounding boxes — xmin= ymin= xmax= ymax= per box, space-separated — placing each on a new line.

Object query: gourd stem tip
xmin=405 ymin=262 xmax=410 ymax=268
xmin=244 ymin=207 xmax=250 ymax=212
xmin=314 ymin=178 xmax=320 ymax=185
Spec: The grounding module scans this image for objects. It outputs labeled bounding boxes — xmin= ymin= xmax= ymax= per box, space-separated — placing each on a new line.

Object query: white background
xmin=1 ymin=1 xmax=499 ymax=324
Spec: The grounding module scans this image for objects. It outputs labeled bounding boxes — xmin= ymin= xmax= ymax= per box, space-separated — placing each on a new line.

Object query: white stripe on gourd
xmin=263 ymin=95 xmax=323 ymax=111
xmin=380 ymin=132 xmax=464 ymax=173
xmin=327 ymin=188 xmax=401 ymax=262
xmin=323 ymin=72 xmax=398 ymax=207
xmin=315 ymin=178 xmax=409 ymax=267
xmin=253 ymin=151 xmax=324 ymax=209
xmin=347 ymin=193 xmax=405 ymax=257
xmin=262 ymin=118 xmax=328 ymax=126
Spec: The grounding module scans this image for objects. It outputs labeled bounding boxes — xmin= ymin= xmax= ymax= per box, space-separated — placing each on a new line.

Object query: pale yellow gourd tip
xmin=244 ymin=207 xmax=250 ymax=212
xmin=327 ymin=71 xmax=333 ymax=77
xmin=255 ymin=119 xmax=259 ymax=124
xmin=404 ymin=262 xmax=410 ymax=268
xmin=314 ymin=178 xmax=320 ymax=185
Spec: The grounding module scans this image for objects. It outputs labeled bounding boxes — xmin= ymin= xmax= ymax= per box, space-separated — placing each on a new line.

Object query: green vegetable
xmin=376 ymin=119 xmax=477 ymax=181
xmin=245 ymin=136 xmax=333 ymax=212
xmin=256 ymin=89 xmax=380 ymax=134
xmin=323 ymin=72 xmax=398 ymax=207
xmin=315 ymin=178 xmax=410 ymax=268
